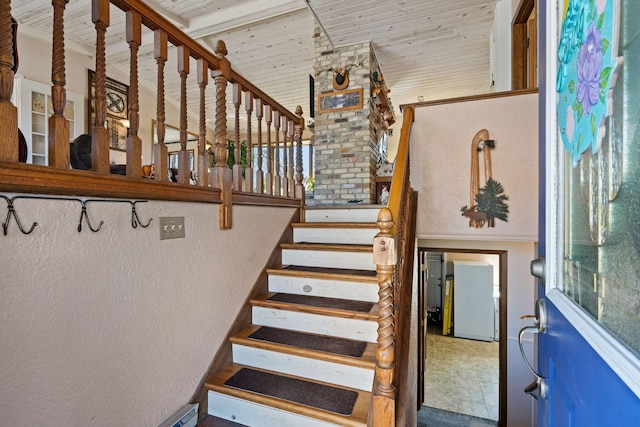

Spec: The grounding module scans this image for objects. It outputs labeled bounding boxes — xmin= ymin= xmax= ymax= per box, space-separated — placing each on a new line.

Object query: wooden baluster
xmin=288 ymin=120 xmax=295 ymax=197
xmin=232 ymin=82 xmax=242 ymax=191
xmin=125 ymin=10 xmax=141 ymax=178
xmin=196 ymin=58 xmax=209 ymax=187
xmin=211 ymin=40 xmax=232 ymax=229
xmin=255 ymin=98 xmax=264 ymax=194
xmin=373 ymin=208 xmax=397 ymax=427
xmin=294 ymin=105 xmax=305 ymax=200
xmin=48 ymin=0 xmax=70 ymax=168
xmin=273 ymin=110 xmax=281 ymax=196
xmin=244 ymin=91 xmax=254 ymax=192
xmin=153 ymin=30 xmax=168 ymax=182
xmin=0 ymin=0 xmax=17 ymax=161
xmin=91 ymin=0 xmax=110 ymax=174
xmin=281 ymin=116 xmax=288 ymax=197
xmin=264 ymin=104 xmax=273 ymax=195
xmin=177 ymin=45 xmax=190 ymax=185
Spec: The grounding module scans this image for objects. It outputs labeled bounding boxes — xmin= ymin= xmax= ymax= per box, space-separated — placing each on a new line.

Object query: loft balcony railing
xmin=0 ymin=0 xmax=305 ymax=229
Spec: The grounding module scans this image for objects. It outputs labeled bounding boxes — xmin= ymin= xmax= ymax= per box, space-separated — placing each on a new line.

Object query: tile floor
xmin=424 ymin=324 xmax=499 ymax=421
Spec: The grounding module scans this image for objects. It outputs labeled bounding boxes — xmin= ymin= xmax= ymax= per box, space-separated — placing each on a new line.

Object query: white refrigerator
xmin=453 ymin=260 xmax=494 ymax=341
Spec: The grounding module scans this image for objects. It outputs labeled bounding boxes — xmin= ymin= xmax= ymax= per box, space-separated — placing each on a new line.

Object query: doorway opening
xmin=418 ymin=247 xmax=507 ymax=424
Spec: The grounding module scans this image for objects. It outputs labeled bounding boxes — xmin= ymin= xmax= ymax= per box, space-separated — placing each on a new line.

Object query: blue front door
xmin=534 ymin=0 xmax=640 ymax=425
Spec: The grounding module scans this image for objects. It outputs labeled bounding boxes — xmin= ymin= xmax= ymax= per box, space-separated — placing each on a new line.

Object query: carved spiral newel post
xmin=211 ymin=40 xmax=232 ymax=229
xmin=197 ymin=58 xmax=209 ymax=187
xmin=0 ymin=0 xmax=17 ymax=161
xmin=373 ymin=208 xmax=397 ymax=426
xmin=294 ymin=105 xmax=305 ymax=201
xmin=153 ymin=30 xmax=168 ymax=182
xmin=91 ymin=0 xmax=110 ymax=174
xmin=244 ymin=91 xmax=254 ymax=192
xmin=125 ymin=11 xmax=142 ymax=177
xmin=177 ymin=45 xmax=190 ymax=185
xmin=48 ymin=0 xmax=70 ymax=168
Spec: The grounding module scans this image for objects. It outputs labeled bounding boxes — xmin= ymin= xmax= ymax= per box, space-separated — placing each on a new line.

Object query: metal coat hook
xmin=0 ymin=194 xmax=151 ymax=236
xmin=78 ymin=200 xmax=104 ymax=233
xmin=130 ymin=201 xmax=152 ymax=229
xmin=1 ymin=195 xmax=38 ymax=236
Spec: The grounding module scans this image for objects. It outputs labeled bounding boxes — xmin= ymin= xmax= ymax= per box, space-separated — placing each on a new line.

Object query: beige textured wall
xmin=0 ymin=198 xmax=294 ymax=426
xmin=411 ymin=92 xmax=539 ymax=241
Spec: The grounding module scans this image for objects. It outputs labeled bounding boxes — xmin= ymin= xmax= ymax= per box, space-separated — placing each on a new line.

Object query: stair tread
xmin=292 ymin=222 xmax=377 ymax=229
xmin=231 ymin=325 xmax=376 ymax=369
xmin=251 ymin=292 xmax=378 ymax=321
xmin=206 ymin=364 xmax=369 ymax=427
xmin=268 ymin=265 xmax=377 ymax=282
xmin=280 ymin=242 xmax=373 ymax=252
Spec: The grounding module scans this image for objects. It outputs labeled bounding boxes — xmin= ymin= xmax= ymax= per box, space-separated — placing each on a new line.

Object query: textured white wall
xmin=0 ymin=197 xmax=294 ymax=426
xmin=411 ymin=92 xmax=538 ymax=241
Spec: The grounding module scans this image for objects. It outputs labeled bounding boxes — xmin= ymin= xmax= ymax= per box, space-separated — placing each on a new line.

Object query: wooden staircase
xmin=204 ymin=206 xmax=381 ymax=426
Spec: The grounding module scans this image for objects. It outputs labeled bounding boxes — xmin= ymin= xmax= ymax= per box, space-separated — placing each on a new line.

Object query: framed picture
xmin=318 ymin=88 xmax=363 ymax=114
xmin=168 ymin=149 xmax=195 ymax=171
xmin=88 ymin=70 xmax=129 ymax=151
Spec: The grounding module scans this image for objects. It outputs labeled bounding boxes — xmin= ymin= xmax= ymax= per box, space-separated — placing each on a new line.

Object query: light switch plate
xmin=159 ymin=217 xmax=185 ymax=240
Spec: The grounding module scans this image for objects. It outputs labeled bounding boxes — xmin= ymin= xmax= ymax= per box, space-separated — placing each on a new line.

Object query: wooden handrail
xmin=386 ymin=106 xmax=414 ymax=232
xmin=0 ymin=0 xmax=305 ymax=218
xmin=371 ymin=105 xmax=417 ymax=426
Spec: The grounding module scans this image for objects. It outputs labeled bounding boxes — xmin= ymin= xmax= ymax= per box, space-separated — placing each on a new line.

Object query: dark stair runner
xmin=267 ymin=293 xmax=374 ymax=312
xmin=282 ymin=265 xmax=377 ymax=277
xmin=249 ymin=326 xmax=367 ymax=358
xmin=224 ymin=368 xmax=358 ymax=416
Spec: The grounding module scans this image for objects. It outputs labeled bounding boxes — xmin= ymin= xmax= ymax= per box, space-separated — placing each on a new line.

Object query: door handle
xmin=519 ymin=298 xmax=548 ymax=399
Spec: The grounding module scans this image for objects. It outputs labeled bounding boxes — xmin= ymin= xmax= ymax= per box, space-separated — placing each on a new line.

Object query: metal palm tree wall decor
xmin=461 ymin=129 xmax=509 ymax=228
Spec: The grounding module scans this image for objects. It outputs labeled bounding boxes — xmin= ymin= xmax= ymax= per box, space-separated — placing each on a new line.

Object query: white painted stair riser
xmin=232 ymin=344 xmax=374 ymax=391
xmin=293 ymin=227 xmax=377 ymax=245
xmin=252 ymin=306 xmax=378 ymax=343
xmin=282 ymin=249 xmax=375 ymax=271
xmin=305 ymin=208 xmax=380 ymax=223
xmin=268 ymin=274 xmax=379 ymax=303
xmin=208 ymin=391 xmax=341 ymax=427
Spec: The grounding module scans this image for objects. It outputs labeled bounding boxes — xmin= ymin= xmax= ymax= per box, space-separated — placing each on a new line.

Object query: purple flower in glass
xmin=577 ymin=22 xmax=602 ymax=115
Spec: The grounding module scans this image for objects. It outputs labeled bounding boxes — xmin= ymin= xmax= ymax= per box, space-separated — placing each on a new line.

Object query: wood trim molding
xmin=400 ymin=88 xmax=538 ymax=111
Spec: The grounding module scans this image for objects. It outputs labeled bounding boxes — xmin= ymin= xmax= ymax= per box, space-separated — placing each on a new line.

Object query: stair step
xmin=206 ymin=364 xmax=369 ymax=427
xmin=292 ymin=222 xmax=378 ymax=245
xmin=231 ymin=327 xmax=375 ymax=391
xmin=267 ymin=265 xmax=378 ymax=303
xmin=251 ymin=293 xmax=377 ymax=321
xmin=268 ymin=265 xmax=377 ymax=281
xmin=252 ymin=305 xmax=378 ymax=343
xmin=232 ymin=325 xmax=376 ymax=367
xmin=281 ymin=243 xmax=374 ymax=271
xmin=305 ymin=206 xmax=380 ymax=223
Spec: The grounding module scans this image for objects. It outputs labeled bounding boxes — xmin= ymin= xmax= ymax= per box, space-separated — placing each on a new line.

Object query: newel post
xmin=372 ymin=207 xmax=396 ymax=426
xmin=211 ymin=40 xmax=232 ymax=229
xmin=0 ymin=0 xmax=18 ymax=162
